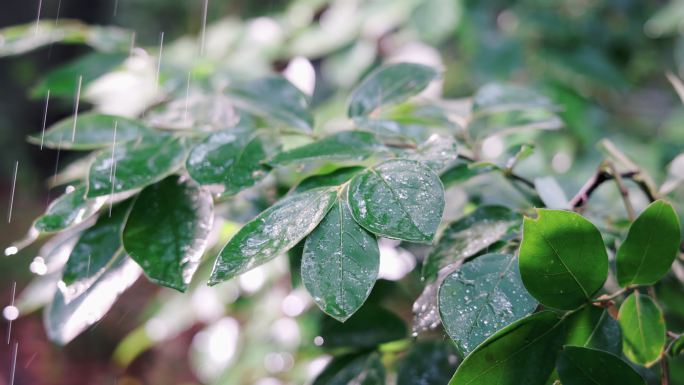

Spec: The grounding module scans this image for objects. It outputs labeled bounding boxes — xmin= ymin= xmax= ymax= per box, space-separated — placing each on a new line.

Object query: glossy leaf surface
xmin=556 ymin=346 xmax=646 ymax=385
xmin=269 ymin=131 xmax=380 ymax=166
xmin=34 ymin=186 xmax=104 ymax=233
xmin=618 ymin=292 xmax=666 ymax=367
xmin=563 ymin=305 xmax=621 ymax=355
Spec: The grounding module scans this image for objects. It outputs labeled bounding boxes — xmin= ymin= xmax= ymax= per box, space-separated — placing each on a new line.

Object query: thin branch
xmin=569 ymin=167 xmax=657 ymax=211
xmin=606 ymin=161 xmax=636 ymax=221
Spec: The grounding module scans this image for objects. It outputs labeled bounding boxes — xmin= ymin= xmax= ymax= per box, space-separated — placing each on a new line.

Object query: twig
xmin=594 ymin=287 xmax=630 ymax=303
xmin=569 ymin=167 xmax=656 ymax=211
xmin=661 ymin=356 xmax=670 ymax=385
xmin=605 ymin=161 xmax=636 ymax=221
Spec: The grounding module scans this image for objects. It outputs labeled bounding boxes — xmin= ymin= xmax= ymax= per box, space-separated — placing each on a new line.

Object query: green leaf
xmin=268 ymin=131 xmax=381 ymax=166
xmin=439 ymin=253 xmax=537 ymax=355
xmin=397 ymin=341 xmax=460 ymax=385
xmin=293 ymin=167 xmax=365 ymax=193
xmin=449 ymin=311 xmax=564 ymax=385
xmin=355 ymin=118 xmax=433 ymax=143
xmin=424 ymin=205 xmax=521 ymax=281
xmin=534 ymin=176 xmax=570 ymax=210
xmin=671 ymin=335 xmax=684 ymax=356
xmin=472 ymin=83 xmax=555 ymax=113
xmin=313 ymin=352 xmax=386 ymax=385
xmin=29 ymin=113 xmax=151 ymax=150
xmin=440 ymin=162 xmax=499 ymax=188
xmin=86 ymin=135 xmax=186 ymax=198
xmin=186 ymin=129 xmax=271 ymax=196
xmin=302 ymin=200 xmax=379 ymax=321
xmin=319 ymin=304 xmax=406 ymax=349
xmin=33 ymin=186 xmax=105 ymax=233
xmin=348 ymin=159 xmax=444 ymax=243
xmin=226 ymin=75 xmax=313 ymax=131
xmin=519 ymin=209 xmax=608 ymax=310
xmin=122 ymin=176 xmax=213 ymax=292
xmin=45 ymin=253 xmax=141 ymax=345
xmin=209 ymin=187 xmax=338 ymax=284
xmin=32 ymin=52 xmax=127 ymax=98
xmin=59 ymin=202 xmax=130 ymax=303
xmin=563 ymin=305 xmax=622 ymax=355
xmin=406 ymin=134 xmax=459 ymax=172
xmin=618 ymin=292 xmax=666 ymax=367
xmin=556 ymin=346 xmax=646 ymax=385
xmin=348 ymin=63 xmax=439 ymax=117
xmin=616 ymin=200 xmax=681 ymax=287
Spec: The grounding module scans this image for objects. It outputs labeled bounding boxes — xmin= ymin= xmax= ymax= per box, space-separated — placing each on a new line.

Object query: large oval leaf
xmin=439 ymin=253 xmax=537 ymax=355
xmin=318 ymin=304 xmax=407 ymax=349
xmin=302 ymin=200 xmax=379 ymax=321
xmin=45 ymin=253 xmax=141 ymax=345
xmin=618 ymin=292 xmax=666 ymax=367
xmin=449 ymin=311 xmax=564 ymax=385
xmin=226 ymin=75 xmax=313 ymax=131
xmin=519 ymin=209 xmax=608 ymax=310
xmin=33 ymin=186 xmax=105 ymax=233
xmin=397 ymin=341 xmax=460 ymax=385
xmin=313 ymin=352 xmax=385 ymax=385
xmin=556 ymin=346 xmax=646 ymax=385
xmin=563 ymin=305 xmax=621 ymax=355
xmin=348 ymin=63 xmax=439 ymax=117
xmin=86 ymin=135 xmax=186 ymax=198
xmin=348 ymin=159 xmax=444 ymax=243
xmin=423 ymin=205 xmax=521 ymax=281
xmin=186 ymin=129 xmax=270 ymax=196
xmin=616 ymin=200 xmax=681 ymax=287
xmin=268 ymin=131 xmax=381 ymax=166
xmin=29 ymin=113 xmax=150 ymax=150
xmin=123 ymin=176 xmax=213 ymax=292
xmin=209 ymin=187 xmax=337 ymax=284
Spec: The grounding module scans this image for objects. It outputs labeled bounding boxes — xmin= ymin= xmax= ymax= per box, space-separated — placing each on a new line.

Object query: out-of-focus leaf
xmin=32 ymin=52 xmax=128 ymax=98
xmin=356 ymin=118 xmax=433 ymax=143
xmin=556 ymin=346 xmax=646 ymax=385
xmin=186 ymin=129 xmax=271 ymax=196
xmin=616 ymin=200 xmax=681 ymax=287
xmin=147 ymin=94 xmax=238 ymax=131
xmin=563 ymin=305 xmax=622 ymax=355
xmin=319 ymin=304 xmax=406 ymax=349
xmin=226 ymin=75 xmax=313 ymax=132
xmin=660 ymin=153 xmax=684 ymax=194
xmin=439 ymin=162 xmax=499 ymax=188
xmin=209 ymin=187 xmax=337 ymax=284
xmin=293 ymin=167 xmax=365 ymax=193
xmin=123 ymin=176 xmax=213 ymax=292
xmin=29 ymin=113 xmax=151 ymax=150
xmin=33 ymin=186 xmax=105 ymax=233
xmin=406 ymin=134 xmax=458 ymax=172
xmin=45 ymin=253 xmax=141 ymax=345
xmin=439 ymin=253 xmax=537 ymax=355
xmin=348 ymin=159 xmax=444 ymax=243
xmin=519 ymin=209 xmax=608 ymax=310
xmin=348 ymin=63 xmax=439 ymax=117
xmin=397 ymin=340 xmax=460 ymax=385
xmin=618 ymin=292 xmax=666 ymax=367
xmin=313 ymin=352 xmax=386 ymax=385
xmin=268 ymin=131 xmax=381 ymax=166
xmin=423 ymin=205 xmax=520 ymax=281
xmin=534 ymin=176 xmax=570 ymax=209
xmin=449 ymin=311 xmax=564 ymax=385
xmin=302 ymin=200 xmax=379 ymax=321
xmin=86 ymin=135 xmax=186 ymax=198
xmin=472 ymin=83 xmax=555 ymax=113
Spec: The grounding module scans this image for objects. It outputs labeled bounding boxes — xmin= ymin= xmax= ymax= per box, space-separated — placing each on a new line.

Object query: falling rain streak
xmin=6 ymin=282 xmax=16 ymax=344
xmin=34 ymin=0 xmax=43 ymax=34
xmin=72 ymin=76 xmax=83 ymax=142
xmin=109 ymin=121 xmax=118 ymax=216
xmin=155 ymin=32 xmax=164 ymax=93
xmin=7 ymin=161 xmax=18 ymax=223
xmin=40 ymin=90 xmax=50 ymax=150
xmin=199 ymin=0 xmax=209 ymax=56
xmin=9 ymin=342 xmax=18 ymax=385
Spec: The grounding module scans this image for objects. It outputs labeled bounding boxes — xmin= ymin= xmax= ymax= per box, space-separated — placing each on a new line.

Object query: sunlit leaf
xmin=556 ymin=346 xmax=646 ymax=385
xmin=33 ymin=186 xmax=105 ymax=233
xmin=348 ymin=159 xmax=444 ymax=243
xmin=519 ymin=209 xmax=608 ymax=310
xmin=302 ymin=200 xmax=379 ymax=321
xmin=209 ymin=187 xmax=337 ymax=284
xmin=618 ymin=292 xmax=666 ymax=367
xmin=123 ymin=176 xmax=213 ymax=292
xmin=268 ymin=131 xmax=381 ymax=166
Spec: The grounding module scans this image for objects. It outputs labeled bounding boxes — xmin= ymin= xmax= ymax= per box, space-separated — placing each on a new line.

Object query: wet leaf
xmin=397 ymin=341 xmax=460 ymax=385
xmin=424 ymin=205 xmax=520 ymax=281
xmin=226 ymin=75 xmax=313 ymax=131
xmin=209 ymin=187 xmax=337 ymax=284
xmin=319 ymin=304 xmax=406 ymax=349
xmin=439 ymin=253 xmax=537 ymax=355
xmin=556 ymin=346 xmax=646 ymax=385
xmin=563 ymin=305 xmax=622 ymax=355
xmin=186 ymin=129 xmax=271 ymax=196
xmin=406 ymin=134 xmax=459 ymax=172
xmin=348 ymin=159 xmax=444 ymax=243
xmin=33 ymin=186 xmax=105 ymax=233
xmin=302 ymin=200 xmax=380 ymax=321
xmin=123 ymin=176 xmax=213 ymax=292
xmin=313 ymin=352 xmax=386 ymax=385
xmin=618 ymin=292 xmax=666 ymax=367
xmin=616 ymin=200 xmax=681 ymax=287
xmin=86 ymin=135 xmax=186 ymax=198
xmin=449 ymin=311 xmax=564 ymax=385
xmin=293 ymin=166 xmax=365 ymax=193
xmin=59 ymin=202 xmax=130 ymax=303
xmin=440 ymin=162 xmax=499 ymax=188
xmin=348 ymin=63 xmax=439 ymax=117
xmin=29 ymin=113 xmax=151 ymax=150
xmin=45 ymin=253 xmax=141 ymax=345
xmin=268 ymin=131 xmax=381 ymax=166
xmin=519 ymin=209 xmax=608 ymax=310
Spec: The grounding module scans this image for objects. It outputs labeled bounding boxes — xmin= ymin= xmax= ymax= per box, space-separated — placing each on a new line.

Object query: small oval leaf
xmin=556 ymin=346 xmax=646 ymax=385
xmin=618 ymin=292 xmax=666 ymax=367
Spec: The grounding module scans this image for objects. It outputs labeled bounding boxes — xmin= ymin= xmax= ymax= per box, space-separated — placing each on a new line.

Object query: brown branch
xmin=569 ymin=168 xmax=657 ymax=211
